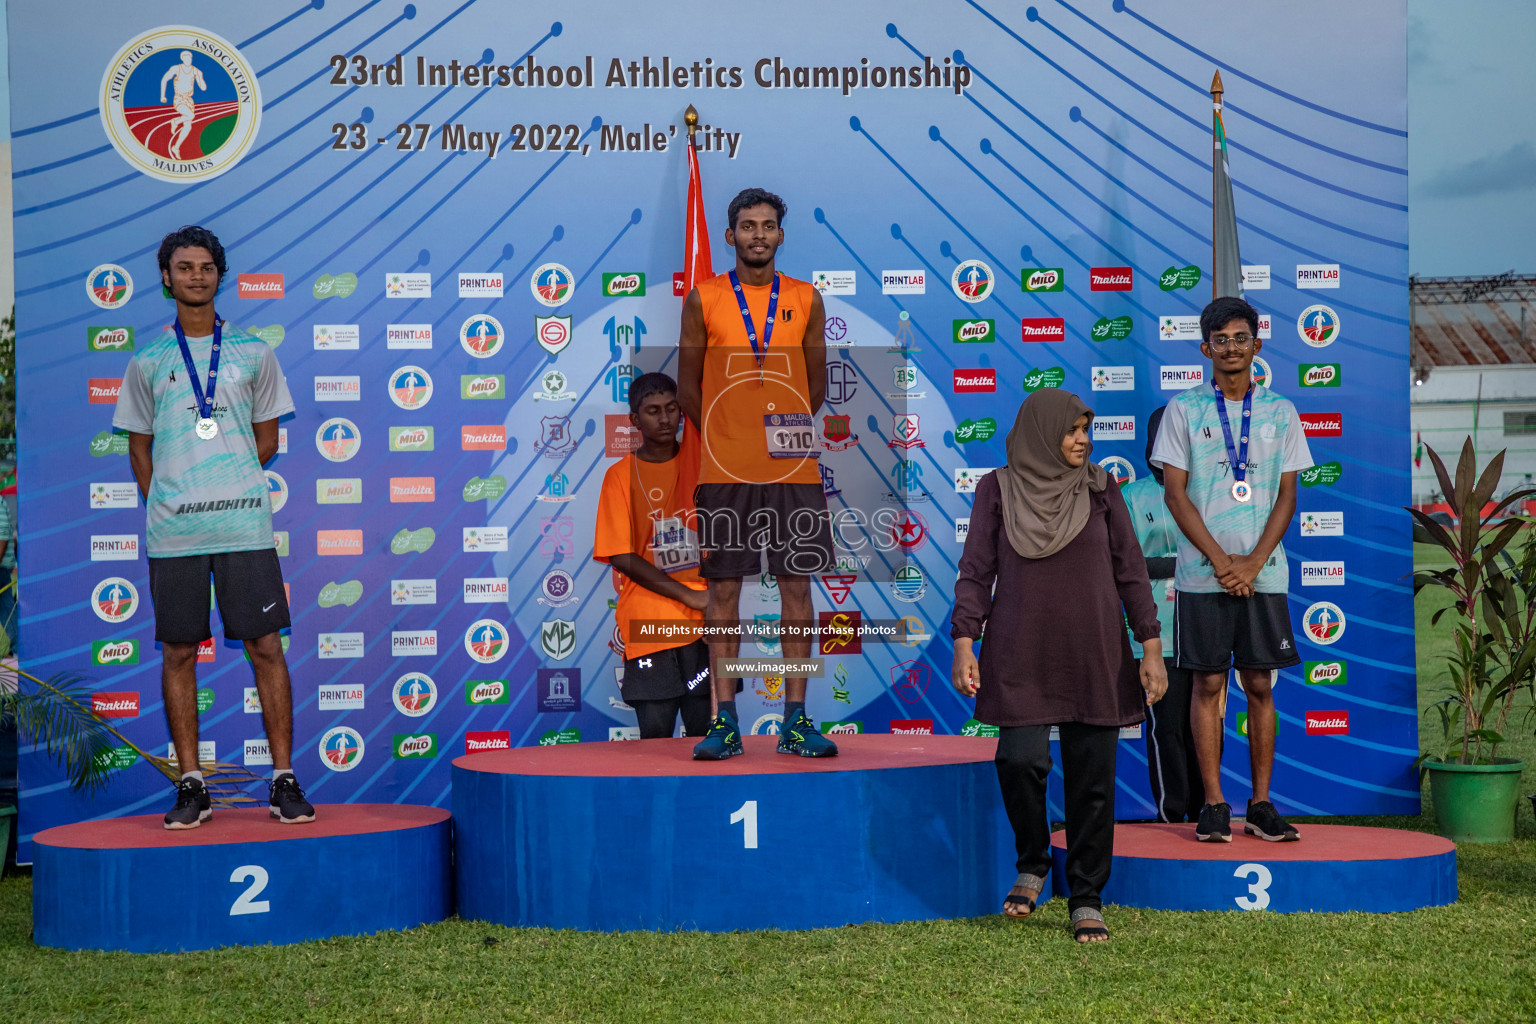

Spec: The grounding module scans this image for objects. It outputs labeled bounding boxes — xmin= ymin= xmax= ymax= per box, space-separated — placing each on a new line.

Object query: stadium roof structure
xmin=1412 ymin=272 xmax=1536 ymax=369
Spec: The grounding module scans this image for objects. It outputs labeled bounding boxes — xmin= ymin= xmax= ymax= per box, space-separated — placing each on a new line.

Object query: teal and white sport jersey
xmin=1120 ymin=474 xmax=1176 ymax=657
xmin=1149 ymin=384 xmax=1313 ymax=594
xmin=112 ymin=324 xmax=294 ymax=557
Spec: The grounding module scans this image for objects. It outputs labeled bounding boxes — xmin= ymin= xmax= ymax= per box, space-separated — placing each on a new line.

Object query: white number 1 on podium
xmin=730 ymin=800 xmax=758 ymax=849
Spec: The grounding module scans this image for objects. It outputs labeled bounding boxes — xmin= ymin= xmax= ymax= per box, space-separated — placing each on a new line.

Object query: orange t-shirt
xmin=592 ymin=422 xmax=706 ymax=660
xmin=697 ymin=272 xmax=822 ymax=486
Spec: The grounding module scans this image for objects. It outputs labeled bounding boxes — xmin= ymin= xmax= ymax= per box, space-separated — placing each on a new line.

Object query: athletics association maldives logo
xmin=99 ymin=26 xmax=261 ymax=183
xmin=315 ymin=417 xmax=361 ymax=462
xmin=92 ymin=577 xmax=138 ymax=623
xmin=951 ymin=260 xmax=994 ymax=303
xmin=531 ymin=263 xmax=574 ymax=306
xmin=1098 ymin=456 xmax=1136 ymax=486
xmin=1303 ymin=601 xmax=1346 ymax=646
xmin=389 ymin=366 xmax=433 ymax=410
xmin=392 ymin=673 xmax=438 ymax=717
xmin=319 ymin=726 xmax=365 ymax=772
xmin=1297 ymin=304 xmax=1340 ymax=347
xmin=459 ymin=314 xmax=503 ymax=357
xmin=86 ymin=265 xmax=133 ymax=310
xmin=464 ymin=619 xmax=509 ymax=664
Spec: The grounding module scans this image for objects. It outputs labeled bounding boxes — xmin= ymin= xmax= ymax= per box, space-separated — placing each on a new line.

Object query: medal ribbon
xmin=173 ymin=315 xmax=223 ymax=423
xmin=1211 ymin=380 xmax=1253 ymax=487
xmin=728 ymin=270 xmax=779 ymax=369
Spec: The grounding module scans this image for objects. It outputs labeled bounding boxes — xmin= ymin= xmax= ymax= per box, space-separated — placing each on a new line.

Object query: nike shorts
xmin=1171 ymin=591 xmax=1300 ymax=672
xmin=147 ymin=548 xmax=291 ymax=644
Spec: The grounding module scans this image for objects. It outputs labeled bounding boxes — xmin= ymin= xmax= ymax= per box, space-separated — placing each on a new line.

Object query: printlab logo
xmin=99 ymin=26 xmax=262 ymax=183
xmin=86 ymin=265 xmax=133 ymax=310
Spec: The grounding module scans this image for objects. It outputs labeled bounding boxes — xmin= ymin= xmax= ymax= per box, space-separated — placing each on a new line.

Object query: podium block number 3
xmin=730 ymin=800 xmax=758 ymax=849
xmin=1233 ymin=862 xmax=1272 ymax=911
xmin=229 ymin=865 xmax=272 ymax=916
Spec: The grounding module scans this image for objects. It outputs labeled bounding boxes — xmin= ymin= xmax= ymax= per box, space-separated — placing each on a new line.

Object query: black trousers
xmin=995 ymin=722 xmax=1119 ymax=913
xmin=1143 ymin=662 xmax=1207 ymax=823
xmin=632 ymin=691 xmax=712 ymax=739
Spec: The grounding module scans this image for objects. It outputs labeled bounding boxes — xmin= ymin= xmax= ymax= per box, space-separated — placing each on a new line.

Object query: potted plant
xmin=1410 ymin=439 xmax=1536 ymax=843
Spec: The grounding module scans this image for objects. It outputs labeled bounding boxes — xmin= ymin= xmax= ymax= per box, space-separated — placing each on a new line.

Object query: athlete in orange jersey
xmin=679 ymin=187 xmax=838 ymax=760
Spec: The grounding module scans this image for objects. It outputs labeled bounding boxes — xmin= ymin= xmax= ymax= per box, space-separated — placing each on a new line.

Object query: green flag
xmin=1211 ymin=71 xmax=1243 ymax=300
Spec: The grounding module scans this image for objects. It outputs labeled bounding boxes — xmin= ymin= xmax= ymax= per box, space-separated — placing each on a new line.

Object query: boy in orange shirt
xmin=593 ymin=373 xmax=712 ymax=738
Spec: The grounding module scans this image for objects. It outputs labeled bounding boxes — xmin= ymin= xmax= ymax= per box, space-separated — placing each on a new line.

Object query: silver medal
xmin=195 ymin=417 xmax=219 ymax=441
xmin=1231 ymin=479 xmax=1252 ymax=503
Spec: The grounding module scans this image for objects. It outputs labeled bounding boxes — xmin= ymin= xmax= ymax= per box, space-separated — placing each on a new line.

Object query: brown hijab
xmin=996 ymin=388 xmax=1107 ymax=559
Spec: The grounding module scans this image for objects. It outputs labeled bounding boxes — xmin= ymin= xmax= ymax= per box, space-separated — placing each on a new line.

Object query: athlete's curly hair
xmin=157 ymin=225 xmax=228 ymax=282
xmin=629 ymin=372 xmax=678 ymax=415
xmin=727 ymin=187 xmax=786 ymax=230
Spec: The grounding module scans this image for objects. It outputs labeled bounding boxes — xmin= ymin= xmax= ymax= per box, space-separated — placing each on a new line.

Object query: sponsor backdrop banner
xmin=10 ymin=1 xmax=1410 ymax=858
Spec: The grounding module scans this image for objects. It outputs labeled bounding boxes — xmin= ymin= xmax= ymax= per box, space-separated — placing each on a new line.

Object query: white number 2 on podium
xmin=1233 ymin=862 xmax=1272 ymax=911
xmin=729 ymin=800 xmax=758 ymax=849
xmin=229 ymin=864 xmax=272 ymax=916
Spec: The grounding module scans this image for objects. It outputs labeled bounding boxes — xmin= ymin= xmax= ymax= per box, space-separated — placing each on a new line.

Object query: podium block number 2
xmin=229 ymin=865 xmax=272 ymax=916
xmin=1233 ymin=862 xmax=1272 ymax=911
xmin=730 ymin=800 xmax=758 ymax=849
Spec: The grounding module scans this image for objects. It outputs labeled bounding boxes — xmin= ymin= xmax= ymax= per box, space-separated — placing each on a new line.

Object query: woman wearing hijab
xmin=951 ymin=389 xmax=1167 ymax=943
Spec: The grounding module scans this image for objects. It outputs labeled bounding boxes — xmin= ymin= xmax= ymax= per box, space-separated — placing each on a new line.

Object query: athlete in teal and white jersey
xmin=114 ymin=225 xmax=314 ymax=831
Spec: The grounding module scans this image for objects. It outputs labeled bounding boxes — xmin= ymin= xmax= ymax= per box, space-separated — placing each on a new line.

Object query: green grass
xmin=1 ymin=544 xmax=1533 ymax=1023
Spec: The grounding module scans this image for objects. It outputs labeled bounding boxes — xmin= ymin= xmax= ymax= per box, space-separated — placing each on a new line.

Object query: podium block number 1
xmin=730 ymin=800 xmax=758 ymax=849
xmin=229 ymin=865 xmax=272 ymax=916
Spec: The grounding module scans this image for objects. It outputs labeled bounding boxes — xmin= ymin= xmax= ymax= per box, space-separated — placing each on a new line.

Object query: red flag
xmin=682 ymin=124 xmax=714 ymax=295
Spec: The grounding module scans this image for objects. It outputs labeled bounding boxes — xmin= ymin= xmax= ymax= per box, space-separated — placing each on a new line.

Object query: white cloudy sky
xmin=0 ymin=1 xmax=1530 ymax=276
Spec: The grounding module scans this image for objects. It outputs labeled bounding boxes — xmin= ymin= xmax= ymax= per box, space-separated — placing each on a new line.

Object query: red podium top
xmin=33 ymin=804 xmax=449 ymax=850
xmin=1052 ymin=822 xmax=1455 ymax=862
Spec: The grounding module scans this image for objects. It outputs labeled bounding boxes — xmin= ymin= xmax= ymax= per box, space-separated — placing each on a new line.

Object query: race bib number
xmin=764 ymin=413 xmax=816 ymax=459
xmin=651 ymin=516 xmax=700 ymax=573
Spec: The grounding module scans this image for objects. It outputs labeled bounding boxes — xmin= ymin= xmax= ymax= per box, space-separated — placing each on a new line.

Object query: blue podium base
xmin=452 ymin=734 xmax=1029 ymax=931
xmin=1050 ymin=823 xmax=1456 ymax=913
xmin=32 ymin=804 xmax=452 ymax=952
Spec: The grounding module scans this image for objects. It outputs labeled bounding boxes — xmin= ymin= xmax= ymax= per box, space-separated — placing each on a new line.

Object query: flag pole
xmin=1210 ymin=70 xmax=1224 ymax=302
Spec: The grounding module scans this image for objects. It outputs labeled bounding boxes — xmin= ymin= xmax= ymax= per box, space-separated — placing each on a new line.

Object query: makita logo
xmin=1299 ymin=413 xmax=1343 ymax=437
xmin=390 ymin=478 xmax=435 ymax=502
xmin=87 ymin=378 xmax=122 ymax=403
xmin=891 ymin=719 xmax=934 ymax=735
xmin=461 ymin=427 xmax=507 ymax=450
xmin=174 ymin=498 xmax=264 ymax=515
xmin=1305 ymin=711 xmax=1349 ymax=735
xmin=465 ymin=730 xmax=511 ymax=752
xmin=92 ymin=692 xmax=140 ymax=717
xmin=1090 ymin=267 xmax=1133 ymax=290
xmin=1020 ymin=317 xmax=1065 ymax=342
xmin=393 ymin=428 xmax=431 ymax=448
xmin=953 ymin=370 xmax=996 ymax=393
xmin=316 ymin=529 xmax=364 ymax=555
xmin=606 ymin=273 xmax=642 ymax=294
xmin=237 ymin=273 xmax=284 ymax=298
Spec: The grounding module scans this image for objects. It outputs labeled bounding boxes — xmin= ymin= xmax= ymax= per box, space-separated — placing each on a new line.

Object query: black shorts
xmin=694 ymin=482 xmax=834 ymax=578
xmin=1172 ymin=591 xmax=1300 ymax=673
xmin=147 ymin=548 xmax=291 ymax=645
xmin=622 ymin=639 xmax=711 ymax=702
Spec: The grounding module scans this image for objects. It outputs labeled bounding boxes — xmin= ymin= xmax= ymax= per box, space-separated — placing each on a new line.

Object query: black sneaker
xmin=1195 ymin=801 xmax=1232 ymax=843
xmin=163 ymin=777 xmax=211 ymax=830
xmin=269 ymin=774 xmax=316 ymax=824
xmin=1244 ymin=799 xmax=1299 ymax=842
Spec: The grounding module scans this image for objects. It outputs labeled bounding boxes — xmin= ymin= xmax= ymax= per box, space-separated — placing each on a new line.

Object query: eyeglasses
xmin=1207 ymin=334 xmax=1254 ymax=351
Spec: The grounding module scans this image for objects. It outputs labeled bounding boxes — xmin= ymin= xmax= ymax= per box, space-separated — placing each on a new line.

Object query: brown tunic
xmin=951 ymin=471 xmax=1160 ymax=728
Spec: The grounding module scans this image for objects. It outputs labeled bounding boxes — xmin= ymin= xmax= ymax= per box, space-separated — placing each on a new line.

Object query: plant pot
xmin=1424 ymin=758 xmax=1525 ymax=843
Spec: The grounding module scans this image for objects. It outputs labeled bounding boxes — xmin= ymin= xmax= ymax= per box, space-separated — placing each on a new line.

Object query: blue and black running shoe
xmin=776 ymin=709 xmax=839 ymax=758
xmin=692 ymin=715 xmax=744 ymax=760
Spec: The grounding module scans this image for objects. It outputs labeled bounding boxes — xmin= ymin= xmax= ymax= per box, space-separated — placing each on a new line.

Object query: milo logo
xmin=463 ymin=475 xmax=508 ymax=502
xmin=197 ymin=688 xmax=215 ymax=713
xmin=1299 ymin=363 xmax=1341 ymax=387
xmin=393 ymin=733 xmax=438 ymax=758
xmin=602 ymin=272 xmax=645 ymax=296
xmin=88 ymin=326 xmax=135 ymax=351
xmin=1023 ymin=366 xmax=1066 ymax=392
xmin=954 ymin=418 xmax=998 ymax=443
xmin=89 ymin=430 xmax=130 ymax=457
xmin=1022 ymin=268 xmax=1064 ymax=292
xmin=1091 ymin=315 xmax=1134 ymax=341
xmin=460 ymin=374 xmax=505 ymax=399
xmin=466 ymin=680 xmax=510 ymax=705
xmin=389 ymin=426 xmax=435 ymax=451
xmin=92 ymin=640 xmax=140 ymax=665
xmin=822 ymin=721 xmax=863 ymax=735
xmin=1159 ymin=265 xmax=1202 ymax=291
xmin=1304 ymin=660 xmax=1348 ymax=685
xmin=318 ymin=580 xmax=364 ymax=608
xmin=538 ymin=728 xmax=581 ymax=745
xmin=92 ymin=745 xmax=139 ymax=772
xmin=391 ymin=527 xmax=437 ymax=554
xmin=952 ymin=319 xmax=995 ymax=343
xmin=960 ymin=718 xmax=1000 ymax=738
xmin=312 ymin=272 xmax=359 ymax=299
xmin=1300 ymin=461 xmax=1343 ymax=487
